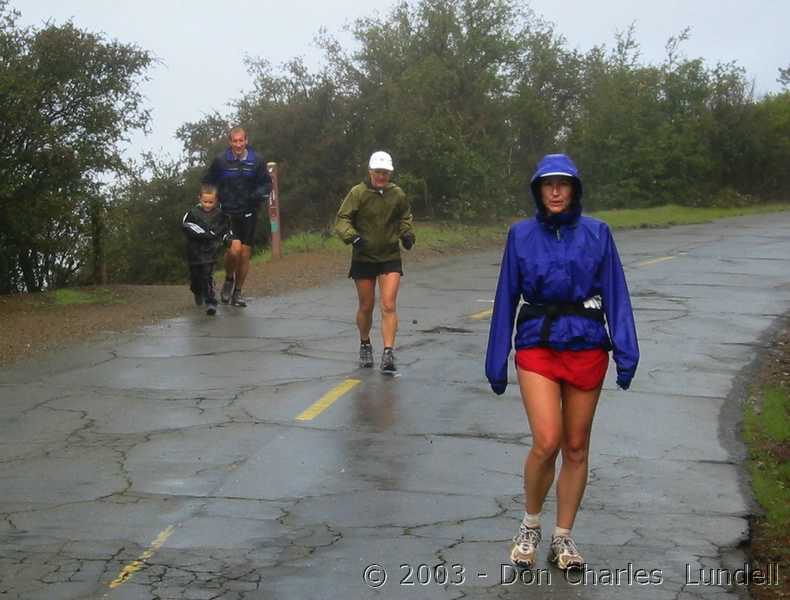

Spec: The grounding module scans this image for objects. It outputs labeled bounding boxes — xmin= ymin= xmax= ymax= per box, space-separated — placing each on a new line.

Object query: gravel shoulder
xmin=0 ymin=242 xmax=495 ymax=367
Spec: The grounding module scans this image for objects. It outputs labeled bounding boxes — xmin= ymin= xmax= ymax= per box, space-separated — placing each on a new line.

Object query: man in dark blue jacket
xmin=203 ymin=127 xmax=272 ymax=307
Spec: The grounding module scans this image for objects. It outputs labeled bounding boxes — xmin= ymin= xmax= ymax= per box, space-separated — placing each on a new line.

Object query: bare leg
xmin=517 ymin=368 xmax=562 ymax=514
xmin=236 ymin=244 xmax=252 ymax=288
xmin=377 ymin=272 xmax=401 ymax=348
xmin=224 ymin=240 xmax=242 ymax=281
xmin=555 ymin=382 xmax=601 ymax=529
xmin=354 ymin=278 xmax=376 ymax=341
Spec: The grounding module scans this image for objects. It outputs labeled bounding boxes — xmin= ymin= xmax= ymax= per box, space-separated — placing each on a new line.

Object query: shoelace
xmin=514 ymin=525 xmax=541 ymax=548
xmin=554 ymin=536 xmax=580 ymax=557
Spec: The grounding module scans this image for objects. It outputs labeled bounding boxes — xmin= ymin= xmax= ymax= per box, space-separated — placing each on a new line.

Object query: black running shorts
xmin=348 ymin=259 xmax=403 ymax=279
xmin=229 ymin=211 xmax=258 ymax=247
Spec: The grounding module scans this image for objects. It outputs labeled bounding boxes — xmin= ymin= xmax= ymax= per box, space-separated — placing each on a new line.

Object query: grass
xmin=242 ymin=204 xmax=790 ymax=266
xmin=742 ymin=375 xmax=790 ymax=599
xmin=216 ymin=203 xmax=790 ymax=289
xmin=743 ymin=385 xmax=790 ymax=531
xmin=242 ymin=221 xmax=510 ymax=267
xmin=589 ymin=203 xmax=790 ymax=229
xmin=407 ymin=222 xmax=507 ymax=249
xmin=49 ymin=287 xmax=122 ymax=306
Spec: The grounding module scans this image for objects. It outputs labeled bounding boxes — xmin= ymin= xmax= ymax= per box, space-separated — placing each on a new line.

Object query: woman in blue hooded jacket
xmin=486 ymin=154 xmax=638 ymax=570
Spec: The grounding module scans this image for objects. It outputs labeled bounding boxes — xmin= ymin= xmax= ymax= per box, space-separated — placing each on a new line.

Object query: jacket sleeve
xmin=202 ymin=156 xmax=222 ymax=186
xmin=397 ymin=191 xmax=415 ymax=240
xmin=485 ymin=227 xmax=521 ymax=395
xmin=599 ymin=225 xmax=639 ymax=389
xmin=182 ymin=210 xmax=215 ymax=241
xmin=334 ymin=187 xmax=360 ymax=244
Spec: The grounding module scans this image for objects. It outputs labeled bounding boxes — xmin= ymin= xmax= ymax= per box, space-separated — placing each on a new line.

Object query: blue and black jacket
xmin=485 ymin=154 xmax=639 ymax=394
xmin=203 ymin=148 xmax=272 ymax=216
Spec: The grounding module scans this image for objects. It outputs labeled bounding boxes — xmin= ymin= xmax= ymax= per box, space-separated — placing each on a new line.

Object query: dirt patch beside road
xmin=0 ymin=251 xmax=348 ymax=366
xmin=0 ymin=240 xmax=497 ymax=367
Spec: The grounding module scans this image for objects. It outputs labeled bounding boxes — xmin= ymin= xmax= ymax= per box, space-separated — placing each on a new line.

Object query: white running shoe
xmin=548 ymin=535 xmax=584 ymax=570
xmin=510 ymin=525 xmax=542 ymax=568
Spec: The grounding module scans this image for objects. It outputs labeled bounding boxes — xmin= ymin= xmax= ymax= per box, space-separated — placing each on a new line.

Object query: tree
xmin=507 ymin=20 xmax=583 ymax=206
xmin=180 ymin=0 xmax=550 ymax=223
xmin=174 ymin=0 xmax=784 ymax=244
xmin=0 ymin=1 xmax=152 ymax=292
xmin=335 ymin=0 xmax=534 ymax=218
xmin=239 ymin=57 xmax=358 ymax=232
xmin=748 ymin=91 xmax=790 ymax=200
xmin=103 ymin=157 xmax=192 ymax=284
xmin=567 ymin=27 xmax=667 ymax=209
xmin=779 ymin=64 xmax=790 ymax=89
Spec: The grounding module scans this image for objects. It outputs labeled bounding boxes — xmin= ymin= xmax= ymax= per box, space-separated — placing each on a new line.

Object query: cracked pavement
xmin=1 ymin=212 xmax=789 ymax=599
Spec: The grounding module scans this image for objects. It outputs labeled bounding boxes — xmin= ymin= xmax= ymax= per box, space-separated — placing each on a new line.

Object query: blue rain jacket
xmin=485 ymin=154 xmax=639 ymax=394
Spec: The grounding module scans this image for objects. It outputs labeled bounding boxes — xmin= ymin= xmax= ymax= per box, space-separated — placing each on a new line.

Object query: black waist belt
xmin=517 ymin=302 xmax=605 ymax=344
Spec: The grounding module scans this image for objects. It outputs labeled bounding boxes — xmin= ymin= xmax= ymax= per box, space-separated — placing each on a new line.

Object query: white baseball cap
xmin=368 ymin=151 xmax=394 ymax=171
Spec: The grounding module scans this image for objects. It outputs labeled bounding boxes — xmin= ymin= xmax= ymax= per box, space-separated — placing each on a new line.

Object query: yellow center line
xmin=296 ymin=379 xmax=361 ymax=421
xmin=636 ymin=256 xmax=676 ymax=267
xmin=109 ymin=525 xmax=175 ymax=589
xmin=469 ymin=308 xmax=493 ymax=320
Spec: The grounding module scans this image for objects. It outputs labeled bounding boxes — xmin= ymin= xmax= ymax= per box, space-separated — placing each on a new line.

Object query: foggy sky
xmin=16 ymin=0 xmax=789 ymax=161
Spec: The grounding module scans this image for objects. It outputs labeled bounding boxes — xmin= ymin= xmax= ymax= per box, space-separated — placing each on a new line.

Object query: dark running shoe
xmin=231 ymin=290 xmax=247 ymax=307
xmin=359 ymin=342 xmax=374 ymax=368
xmin=193 ymin=292 xmax=204 ymax=306
xmin=206 ymin=304 xmax=217 ymax=316
xmin=220 ymin=279 xmax=235 ymax=304
xmin=380 ymin=348 xmax=397 ymax=375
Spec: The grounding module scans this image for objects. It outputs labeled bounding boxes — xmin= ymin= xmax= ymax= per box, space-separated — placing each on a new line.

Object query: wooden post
xmin=267 ymin=162 xmax=281 ymax=259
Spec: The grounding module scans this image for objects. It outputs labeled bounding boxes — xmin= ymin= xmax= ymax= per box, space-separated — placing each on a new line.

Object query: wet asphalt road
xmin=1 ymin=212 xmax=789 ymax=599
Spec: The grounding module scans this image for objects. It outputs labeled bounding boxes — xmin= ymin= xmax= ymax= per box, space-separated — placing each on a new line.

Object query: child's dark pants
xmin=189 ymin=263 xmax=217 ymax=305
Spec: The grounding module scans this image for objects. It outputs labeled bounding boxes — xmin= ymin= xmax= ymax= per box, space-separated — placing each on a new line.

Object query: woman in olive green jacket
xmin=335 ymin=151 xmax=416 ymax=375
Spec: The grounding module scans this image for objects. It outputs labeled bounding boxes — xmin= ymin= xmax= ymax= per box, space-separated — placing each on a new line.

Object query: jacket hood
xmin=529 ymin=154 xmax=583 ymax=224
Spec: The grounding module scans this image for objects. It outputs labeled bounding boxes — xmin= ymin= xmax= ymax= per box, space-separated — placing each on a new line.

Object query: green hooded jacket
xmin=335 ymin=180 xmax=415 ymax=263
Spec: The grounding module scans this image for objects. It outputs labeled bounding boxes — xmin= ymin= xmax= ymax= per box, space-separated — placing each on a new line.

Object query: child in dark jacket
xmin=181 ymin=184 xmax=231 ymax=315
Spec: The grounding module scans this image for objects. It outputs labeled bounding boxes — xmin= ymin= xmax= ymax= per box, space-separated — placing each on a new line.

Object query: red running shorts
xmin=515 ymin=347 xmax=609 ymax=391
